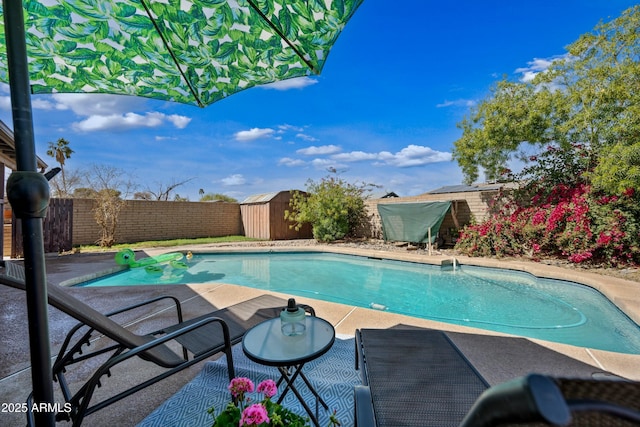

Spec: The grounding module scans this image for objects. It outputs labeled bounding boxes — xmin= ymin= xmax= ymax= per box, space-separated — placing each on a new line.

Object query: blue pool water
xmin=79 ymin=251 xmax=640 ymax=354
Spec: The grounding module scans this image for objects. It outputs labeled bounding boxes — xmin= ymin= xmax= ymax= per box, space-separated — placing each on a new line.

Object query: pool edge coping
xmin=70 ymin=244 xmax=640 ymax=328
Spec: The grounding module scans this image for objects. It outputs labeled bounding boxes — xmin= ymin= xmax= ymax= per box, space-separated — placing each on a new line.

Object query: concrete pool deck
xmin=1 ymin=243 xmax=639 ymax=426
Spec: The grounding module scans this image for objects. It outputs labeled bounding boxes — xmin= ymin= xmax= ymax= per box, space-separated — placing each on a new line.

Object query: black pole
xmin=2 ymin=1 xmax=55 ymax=426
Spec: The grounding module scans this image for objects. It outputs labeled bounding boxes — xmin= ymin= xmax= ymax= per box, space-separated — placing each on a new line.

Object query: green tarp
xmin=378 ymin=201 xmax=451 ymax=244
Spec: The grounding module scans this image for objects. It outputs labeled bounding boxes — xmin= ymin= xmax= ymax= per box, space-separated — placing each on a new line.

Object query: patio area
xmin=1 ymin=246 xmax=639 ymax=426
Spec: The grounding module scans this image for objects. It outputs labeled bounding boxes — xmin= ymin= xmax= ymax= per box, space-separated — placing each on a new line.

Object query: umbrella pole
xmin=2 ymin=1 xmax=55 ymax=426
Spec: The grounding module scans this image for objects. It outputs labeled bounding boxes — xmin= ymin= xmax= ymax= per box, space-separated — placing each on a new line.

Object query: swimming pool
xmin=79 ymin=251 xmax=640 ymax=354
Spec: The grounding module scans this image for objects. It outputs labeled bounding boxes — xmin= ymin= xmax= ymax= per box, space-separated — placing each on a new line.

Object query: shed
xmin=240 ymin=190 xmax=312 ymax=240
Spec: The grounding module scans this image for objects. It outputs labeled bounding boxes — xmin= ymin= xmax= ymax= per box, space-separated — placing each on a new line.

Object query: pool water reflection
xmin=79 ymin=251 xmax=640 ymax=354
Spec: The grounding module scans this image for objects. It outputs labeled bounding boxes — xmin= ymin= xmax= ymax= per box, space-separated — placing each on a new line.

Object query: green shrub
xmin=285 ymin=176 xmax=368 ymax=243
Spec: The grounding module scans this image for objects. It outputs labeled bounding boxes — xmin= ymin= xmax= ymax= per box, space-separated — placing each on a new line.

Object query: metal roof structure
xmin=240 ymin=190 xmax=307 ymax=204
xmin=240 ymin=191 xmax=281 ymax=204
xmin=425 ymin=183 xmax=508 ymax=195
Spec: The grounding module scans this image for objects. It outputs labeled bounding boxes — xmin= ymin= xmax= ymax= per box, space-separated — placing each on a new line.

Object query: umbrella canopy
xmin=0 ymin=0 xmax=363 ymax=107
xmin=0 ymin=1 xmax=363 ymax=425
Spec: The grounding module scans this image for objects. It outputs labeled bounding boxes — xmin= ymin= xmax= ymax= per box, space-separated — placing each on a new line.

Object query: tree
xmin=49 ymin=167 xmax=82 ymax=198
xmin=83 ymin=164 xmax=137 ymax=247
xmin=200 ymin=193 xmax=237 ymax=202
xmin=452 ymin=6 xmax=640 ymax=190
xmin=93 ymin=189 xmax=125 ymax=247
xmin=46 ymin=137 xmax=75 ymax=196
xmin=285 ymin=175 xmax=369 ymax=242
xmin=138 ymin=178 xmax=194 ymax=201
xmin=452 ymin=7 xmax=640 ymax=266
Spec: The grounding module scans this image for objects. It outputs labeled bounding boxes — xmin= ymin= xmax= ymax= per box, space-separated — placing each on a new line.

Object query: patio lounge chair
xmin=459 ymin=373 xmax=640 ymax=426
xmin=354 ymin=328 xmax=640 ymax=426
xmin=354 ymin=328 xmax=489 ymax=427
xmin=0 ymin=261 xmax=296 ymax=426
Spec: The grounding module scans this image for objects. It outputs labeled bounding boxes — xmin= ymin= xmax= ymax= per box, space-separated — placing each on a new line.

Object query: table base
xmin=277 ymin=364 xmax=329 ymax=427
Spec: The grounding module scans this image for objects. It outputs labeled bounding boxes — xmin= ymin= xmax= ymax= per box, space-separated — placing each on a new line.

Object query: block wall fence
xmin=61 ymin=190 xmax=497 ymax=246
xmin=71 ymin=199 xmax=243 ymax=245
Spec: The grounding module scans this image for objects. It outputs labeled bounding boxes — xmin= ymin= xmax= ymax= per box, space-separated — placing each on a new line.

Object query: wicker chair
xmin=460 ymin=373 xmax=640 ymax=426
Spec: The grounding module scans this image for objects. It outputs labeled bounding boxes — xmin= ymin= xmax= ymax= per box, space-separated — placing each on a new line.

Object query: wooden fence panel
xmin=12 ymin=198 xmax=74 ymax=258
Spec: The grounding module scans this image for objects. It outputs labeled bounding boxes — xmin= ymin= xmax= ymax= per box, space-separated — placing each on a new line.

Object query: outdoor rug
xmin=138 ymin=337 xmax=359 ymax=427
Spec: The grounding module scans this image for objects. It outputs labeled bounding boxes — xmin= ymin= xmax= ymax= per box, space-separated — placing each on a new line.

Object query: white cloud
xmin=296 ymin=145 xmax=341 ymax=156
xmin=278 ymin=157 xmax=306 ymax=167
xmin=332 ymin=150 xmax=378 ymax=162
xmin=234 ymin=127 xmax=275 ymax=141
xmin=323 ymin=145 xmax=451 ymax=167
xmin=166 ymin=114 xmax=191 ymax=129
xmin=52 ymin=93 xmax=148 ymax=115
xmin=73 ymin=112 xmax=160 ymax=132
xmin=0 ymin=95 xmax=10 ymax=111
xmin=283 ymin=143 xmax=451 ymax=170
xmin=436 ymin=99 xmax=476 ymax=108
xmin=260 ymin=77 xmax=318 ymax=90
xmin=221 ymin=174 xmax=246 ymax=186
xmin=377 ymin=145 xmax=451 ymax=167
xmin=31 ymin=98 xmax=60 ymax=110
xmin=515 ymin=55 xmax=567 ymax=82
xmin=277 ymin=124 xmax=304 ymax=133
xmin=1 ymin=93 xmax=193 ymax=132
xmin=72 ymin=111 xmax=189 ymax=132
xmin=296 ymin=133 xmax=318 ymax=142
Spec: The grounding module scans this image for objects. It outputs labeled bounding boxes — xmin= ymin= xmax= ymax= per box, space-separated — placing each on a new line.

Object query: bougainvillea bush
xmin=455 ymin=182 xmax=640 ymax=266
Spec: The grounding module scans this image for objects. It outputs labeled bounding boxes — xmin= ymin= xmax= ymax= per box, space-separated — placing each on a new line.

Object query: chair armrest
xmin=84 ymin=316 xmax=234 ymax=387
xmin=104 ymin=295 xmax=184 ymax=324
xmin=354 ymin=385 xmax=377 ymax=427
xmin=568 ymin=400 xmax=640 ymax=424
xmin=458 ymin=374 xmax=570 ymax=427
xmin=300 ymin=303 xmax=316 ymax=316
xmin=56 ymin=295 xmax=187 ymax=365
xmin=354 ymin=329 xmax=368 ymax=384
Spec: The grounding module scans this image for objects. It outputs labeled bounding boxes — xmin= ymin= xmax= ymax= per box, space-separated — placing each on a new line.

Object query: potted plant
xmin=208 ymin=377 xmax=340 ymax=427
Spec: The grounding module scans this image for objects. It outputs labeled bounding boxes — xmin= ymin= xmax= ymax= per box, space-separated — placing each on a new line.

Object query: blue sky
xmin=0 ymin=0 xmax=636 ymax=201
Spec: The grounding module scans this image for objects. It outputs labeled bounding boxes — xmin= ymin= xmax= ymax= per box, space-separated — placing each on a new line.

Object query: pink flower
xmin=229 ymin=377 xmax=254 ymax=399
xmin=568 ymin=251 xmax=592 ymax=263
xmin=597 ymin=232 xmax=612 ymax=246
xmin=240 ymin=403 xmax=270 ymax=426
xmin=257 ymin=379 xmax=278 ymax=399
xmin=531 ymin=210 xmax=546 ymax=226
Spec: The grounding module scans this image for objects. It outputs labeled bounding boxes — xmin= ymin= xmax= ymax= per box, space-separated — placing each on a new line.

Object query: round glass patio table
xmin=242 ymin=316 xmax=335 ymax=427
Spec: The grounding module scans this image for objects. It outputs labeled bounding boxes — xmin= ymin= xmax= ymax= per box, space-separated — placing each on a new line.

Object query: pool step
xmin=440 ymin=258 xmax=459 ymax=271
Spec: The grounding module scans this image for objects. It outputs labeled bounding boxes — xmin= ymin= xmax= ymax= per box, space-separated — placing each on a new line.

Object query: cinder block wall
xmin=72 ymin=199 xmax=242 ymax=246
xmin=65 ymin=190 xmax=496 ymax=246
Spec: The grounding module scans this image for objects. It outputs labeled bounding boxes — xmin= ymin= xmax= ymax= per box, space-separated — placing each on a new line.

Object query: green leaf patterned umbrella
xmin=1 ymin=0 xmax=363 ymax=107
xmin=0 ymin=1 xmax=362 ymax=424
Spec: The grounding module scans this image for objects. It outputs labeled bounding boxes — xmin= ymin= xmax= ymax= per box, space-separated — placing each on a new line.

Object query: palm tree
xmin=46 ymin=138 xmax=74 ymax=196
